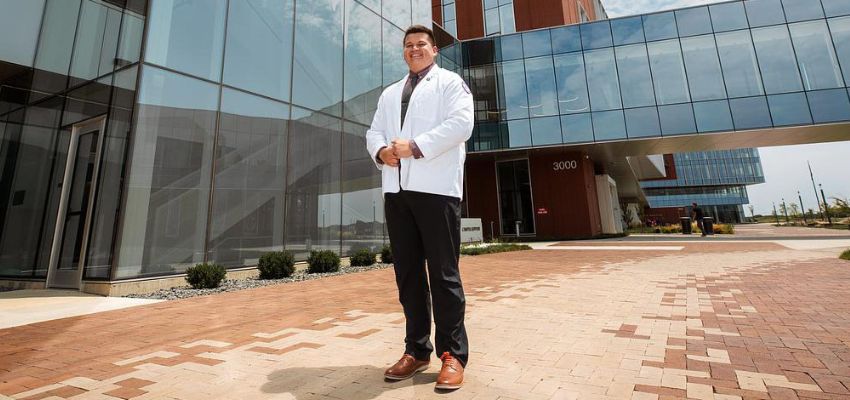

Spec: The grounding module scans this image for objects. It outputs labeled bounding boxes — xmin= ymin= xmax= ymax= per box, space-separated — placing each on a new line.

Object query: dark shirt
xmin=693 ymin=206 xmax=704 ymax=220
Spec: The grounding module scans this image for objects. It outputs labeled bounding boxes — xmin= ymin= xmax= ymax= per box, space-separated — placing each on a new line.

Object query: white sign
xmin=552 ymin=160 xmax=578 ymax=171
xmin=460 ymin=218 xmax=484 ymax=244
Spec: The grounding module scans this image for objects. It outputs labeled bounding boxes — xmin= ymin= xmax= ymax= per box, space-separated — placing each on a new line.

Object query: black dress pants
xmin=384 ymin=190 xmax=468 ymax=367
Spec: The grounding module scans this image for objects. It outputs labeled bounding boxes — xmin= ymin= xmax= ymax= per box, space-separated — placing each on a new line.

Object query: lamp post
xmin=808 ymin=161 xmax=824 ymax=221
xmin=798 ymin=191 xmax=807 ymax=225
xmin=820 ymin=184 xmax=833 ymax=225
xmin=781 ymin=198 xmax=789 ymax=224
xmin=773 ymin=202 xmax=779 ymax=224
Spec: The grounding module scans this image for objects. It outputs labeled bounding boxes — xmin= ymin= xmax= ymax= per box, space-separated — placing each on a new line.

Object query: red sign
xmin=537 ymin=208 xmax=548 ymax=215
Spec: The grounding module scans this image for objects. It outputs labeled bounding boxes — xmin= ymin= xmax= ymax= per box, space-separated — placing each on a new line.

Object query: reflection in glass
xmin=146 ymin=0 xmax=227 ymax=81
xmin=745 ymin=0 xmax=785 ymax=27
xmin=70 ymin=0 xmax=121 ymax=82
xmin=34 ymin=0 xmax=81 ymax=76
xmin=500 ymin=34 xmax=524 ymax=60
xmin=522 ymin=30 xmax=552 ymax=58
xmin=117 ymin=6 xmax=145 ymax=67
xmin=709 ymin=1 xmax=749 ymax=33
xmin=750 ymin=26 xmax=804 ymax=95
xmin=789 ymin=20 xmax=845 ymax=90
xmin=383 ymin=0 xmax=411 ymax=30
xmin=580 ymin=21 xmax=613 ymax=50
xmin=585 ymin=48 xmax=622 ymax=111
xmin=716 ymin=30 xmax=765 ymax=97
xmin=485 ymin=7 xmax=500 ymax=36
xmin=499 ymin=61 xmax=529 ymax=120
xmin=681 ymin=35 xmax=726 ymax=101
xmin=293 ymin=0 xmax=344 ymax=115
xmin=643 ymin=12 xmax=677 ymax=42
xmin=658 ymin=103 xmax=697 ymax=135
xmin=729 ymin=96 xmax=772 ymax=129
xmin=615 ymin=44 xmax=655 ymax=108
xmin=210 ymin=89 xmax=289 ymax=267
xmin=344 ymin=1 xmax=383 ymax=124
xmin=823 ymin=0 xmax=850 ymax=17
xmin=693 ymin=100 xmax=734 ymax=132
xmin=561 ymin=114 xmax=594 ymax=143
xmin=507 ymin=119 xmax=531 ymax=147
xmin=554 ymin=52 xmax=590 ymax=114
xmin=412 ymin=0 xmax=431 ymax=26
xmin=625 ymin=107 xmax=661 ymax=138
xmin=500 ymin=3 xmax=516 ymax=34
xmin=647 ymin=39 xmax=690 ymax=105
xmin=808 ymin=89 xmax=850 ymax=122
xmin=767 ymin=92 xmax=812 ymax=126
xmin=530 ymin=116 xmax=561 ymax=145
xmin=781 ymin=0 xmax=824 ymax=22
xmin=382 ymin=22 xmax=406 ymax=86
xmin=524 ymin=57 xmax=559 ymax=117
xmin=612 ymin=16 xmax=644 ymax=46
xmin=223 ymin=0 xmax=294 ymax=101
xmin=116 ymin=66 xmax=219 ymax=279
xmin=551 ymin=25 xmax=581 ymax=54
xmin=341 ymin=122 xmax=384 ymax=255
xmin=0 ymin=0 xmax=44 ymax=66
xmin=592 ymin=110 xmax=626 ymax=141
xmin=675 ymin=7 xmax=712 ymax=37
xmin=828 ymin=17 xmax=850 ymax=85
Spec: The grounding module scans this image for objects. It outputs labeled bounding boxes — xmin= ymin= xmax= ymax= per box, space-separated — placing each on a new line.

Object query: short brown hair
xmin=403 ymin=25 xmax=436 ymax=46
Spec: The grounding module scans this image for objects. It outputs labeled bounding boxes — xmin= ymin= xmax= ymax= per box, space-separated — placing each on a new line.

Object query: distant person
xmin=692 ymin=202 xmax=706 ymax=236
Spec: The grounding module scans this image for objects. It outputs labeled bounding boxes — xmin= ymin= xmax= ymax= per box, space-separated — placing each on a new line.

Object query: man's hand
xmin=379 ymin=146 xmax=400 ymax=167
xmin=391 ymin=138 xmax=413 ymax=158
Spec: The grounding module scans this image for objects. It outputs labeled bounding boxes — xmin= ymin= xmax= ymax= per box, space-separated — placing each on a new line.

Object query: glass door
xmin=47 ymin=117 xmax=105 ymax=289
xmin=496 ymin=159 xmax=535 ymax=236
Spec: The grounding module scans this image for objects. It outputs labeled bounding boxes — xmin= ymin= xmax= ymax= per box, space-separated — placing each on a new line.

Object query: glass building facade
xmin=461 ymin=0 xmax=850 ymax=152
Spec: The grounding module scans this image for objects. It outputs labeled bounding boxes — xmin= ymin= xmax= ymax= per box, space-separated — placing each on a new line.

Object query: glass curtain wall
xmin=484 ymin=0 xmax=516 ymax=37
xmin=464 ymin=0 xmax=850 ymax=152
xmin=115 ymin=0 xmax=420 ymax=278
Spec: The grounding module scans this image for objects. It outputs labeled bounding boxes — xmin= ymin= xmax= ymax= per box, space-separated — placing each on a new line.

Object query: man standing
xmin=692 ymin=202 xmax=706 ymax=237
xmin=365 ymin=25 xmax=474 ymax=390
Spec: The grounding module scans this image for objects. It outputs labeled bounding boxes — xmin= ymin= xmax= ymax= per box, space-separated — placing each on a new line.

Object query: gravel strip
xmin=125 ymin=263 xmax=393 ymax=301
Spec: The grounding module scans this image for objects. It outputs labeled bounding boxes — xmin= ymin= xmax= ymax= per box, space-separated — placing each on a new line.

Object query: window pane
xmin=751 ymin=26 xmax=803 ymax=94
xmin=34 ymin=0 xmax=81 ymax=76
xmin=782 ymin=0 xmax=824 ymax=22
xmin=659 ymin=103 xmax=697 ymax=135
xmin=592 ymin=110 xmax=626 ymax=141
xmin=615 ymin=44 xmax=655 ymax=107
xmin=412 ymin=0 xmax=431 ymax=26
xmin=675 ymin=7 xmax=712 ymax=37
xmin=116 ymin=66 xmax=219 ymax=279
xmin=210 ymin=89 xmax=289 ymax=267
xmin=561 ymin=113 xmax=594 ymax=143
xmin=745 ymin=0 xmax=786 ymax=27
xmin=485 ymin=0 xmax=498 ymax=9
xmin=767 ymin=92 xmax=812 ymax=125
xmin=823 ymin=0 xmax=850 ymax=17
xmin=625 ymin=107 xmax=660 ymax=138
xmin=223 ymin=0 xmax=294 ymax=101
xmin=507 ymin=119 xmax=531 ymax=147
xmin=581 ymin=20 xmax=613 ymax=50
xmin=485 ymin=7 xmax=500 ymax=35
xmin=341 ymin=121 xmax=384 ymax=255
xmin=383 ymin=0 xmax=411 ymax=30
xmin=293 ymin=0 xmax=343 ymax=114
xmin=647 ymin=39 xmax=690 ymax=105
xmin=612 ymin=16 xmax=644 ymax=46
xmin=531 ymin=116 xmax=562 ymax=145
xmin=585 ymin=48 xmax=622 ymax=111
xmin=70 ymin=1 xmax=122 ymax=82
xmin=729 ymin=96 xmax=772 ymax=129
xmin=442 ymin=4 xmax=455 ymax=21
xmin=709 ymin=1 xmax=749 ymax=33
xmin=643 ymin=12 xmax=677 ymax=42
xmin=525 ymin=56 xmax=559 ymax=117
xmin=344 ymin=1 xmax=382 ymax=124
xmin=829 ymin=17 xmax=850 ymax=85
xmin=681 ymin=35 xmax=727 ymax=101
xmin=0 ymin=0 xmax=44 ymax=66
xmin=499 ymin=60 xmax=529 ymax=119
xmin=808 ymin=88 xmax=850 ymax=122
xmin=117 ymin=6 xmax=145 ymax=67
xmin=500 ymin=34 xmax=524 ymax=60
xmin=522 ymin=29 xmax=552 ymax=57
xmin=790 ymin=20 xmax=845 ymax=90
xmin=146 ymin=0 xmax=227 ymax=81
xmin=551 ymin=25 xmax=581 ymax=54
xmin=500 ymin=4 xmax=516 ymax=34
xmin=716 ymin=30 xmax=765 ymax=97
xmin=694 ymin=100 xmax=734 ymax=132
xmin=382 ymin=22 xmax=406 ymax=86
xmin=554 ymin=52 xmax=590 ymax=114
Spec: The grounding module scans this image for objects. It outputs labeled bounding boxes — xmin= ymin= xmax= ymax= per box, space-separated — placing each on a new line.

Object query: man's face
xmin=403 ymin=32 xmax=438 ymax=73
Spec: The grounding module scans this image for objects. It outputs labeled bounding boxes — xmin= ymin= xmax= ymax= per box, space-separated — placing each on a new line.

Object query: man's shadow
xmin=261 ymin=365 xmax=448 ymax=399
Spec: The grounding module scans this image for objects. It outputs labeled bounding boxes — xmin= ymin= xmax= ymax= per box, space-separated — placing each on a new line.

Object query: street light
xmin=781 ymin=198 xmax=789 ymax=224
xmin=798 ymin=191 xmax=807 ymax=225
xmin=820 ymin=184 xmax=833 ymax=225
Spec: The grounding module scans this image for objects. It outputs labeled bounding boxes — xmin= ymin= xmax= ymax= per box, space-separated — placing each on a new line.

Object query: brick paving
xmin=1 ymin=240 xmax=849 ymax=399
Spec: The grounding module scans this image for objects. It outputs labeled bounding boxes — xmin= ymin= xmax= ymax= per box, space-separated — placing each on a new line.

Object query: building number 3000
xmin=552 ymin=160 xmax=578 ymax=171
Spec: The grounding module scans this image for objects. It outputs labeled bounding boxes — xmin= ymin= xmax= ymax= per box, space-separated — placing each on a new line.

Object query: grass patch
xmin=841 ymin=249 xmax=850 ymax=261
xmin=461 ymin=243 xmax=532 ymax=256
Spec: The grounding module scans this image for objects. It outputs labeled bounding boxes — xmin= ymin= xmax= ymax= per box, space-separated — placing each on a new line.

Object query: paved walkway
xmin=1 ymin=230 xmax=849 ymax=399
xmin=0 ymin=290 xmax=161 ymax=330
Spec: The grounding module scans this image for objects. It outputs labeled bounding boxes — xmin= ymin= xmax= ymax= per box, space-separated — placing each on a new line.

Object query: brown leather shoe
xmin=384 ymin=354 xmax=429 ymax=380
xmin=435 ymin=352 xmax=464 ymax=390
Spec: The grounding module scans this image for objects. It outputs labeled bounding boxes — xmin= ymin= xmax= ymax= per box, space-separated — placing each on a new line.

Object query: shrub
xmin=460 ymin=243 xmax=532 ymax=256
xmin=713 ymin=223 xmax=735 ymax=234
xmin=307 ymin=250 xmax=340 ymax=273
xmin=257 ymin=251 xmax=295 ymax=279
xmin=380 ymin=245 xmax=393 ymax=264
xmin=185 ymin=263 xmax=226 ymax=289
xmin=841 ymin=249 xmax=850 ymax=261
xmin=350 ymin=248 xmax=376 ymax=267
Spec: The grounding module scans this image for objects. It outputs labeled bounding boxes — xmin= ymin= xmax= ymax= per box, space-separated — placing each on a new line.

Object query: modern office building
xmin=2 ymin=0 xmax=850 ymax=293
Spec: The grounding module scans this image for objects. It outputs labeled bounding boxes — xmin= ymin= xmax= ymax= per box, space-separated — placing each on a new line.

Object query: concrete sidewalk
xmin=1 ymin=238 xmax=849 ymax=399
xmin=0 ymin=290 xmax=161 ymax=330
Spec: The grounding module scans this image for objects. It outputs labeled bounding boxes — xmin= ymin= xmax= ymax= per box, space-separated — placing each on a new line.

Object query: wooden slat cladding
xmin=512 ymin=0 xmax=601 ymax=32
xmin=456 ymin=0 xmax=485 ymax=40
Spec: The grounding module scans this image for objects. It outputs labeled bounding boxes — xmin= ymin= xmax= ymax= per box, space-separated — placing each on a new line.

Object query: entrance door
xmin=496 ymin=159 xmax=535 ymax=236
xmin=47 ymin=117 xmax=105 ymax=289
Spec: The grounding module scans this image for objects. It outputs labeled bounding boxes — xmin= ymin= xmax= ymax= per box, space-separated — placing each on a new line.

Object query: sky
xmin=603 ymin=0 xmax=850 ymax=215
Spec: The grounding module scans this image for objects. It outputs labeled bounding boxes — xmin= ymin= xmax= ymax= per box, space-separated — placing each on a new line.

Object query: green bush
xmin=460 ymin=243 xmax=532 ymax=256
xmin=185 ymin=263 xmax=226 ymax=289
xmin=350 ymin=248 xmax=376 ymax=267
xmin=713 ymin=223 xmax=735 ymax=234
xmin=307 ymin=250 xmax=340 ymax=273
xmin=380 ymin=245 xmax=393 ymax=264
xmin=840 ymin=249 xmax=850 ymax=261
xmin=257 ymin=251 xmax=295 ymax=279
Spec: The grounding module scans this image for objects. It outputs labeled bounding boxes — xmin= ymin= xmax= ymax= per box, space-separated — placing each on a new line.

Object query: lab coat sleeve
xmin=412 ymin=75 xmax=474 ymax=159
xmin=366 ymin=93 xmax=389 ymax=170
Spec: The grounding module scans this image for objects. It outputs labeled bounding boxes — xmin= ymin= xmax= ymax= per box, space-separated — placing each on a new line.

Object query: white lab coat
xmin=365 ymin=65 xmax=474 ymax=199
